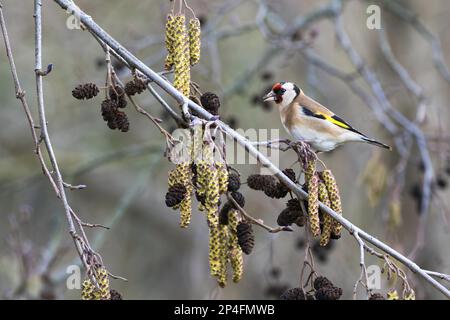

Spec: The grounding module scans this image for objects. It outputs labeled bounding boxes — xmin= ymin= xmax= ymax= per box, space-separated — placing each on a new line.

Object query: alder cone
xmin=200 ymin=92 xmax=220 ymax=115
xmin=72 ymin=83 xmax=99 ymax=100
xmin=227 ymin=173 xmax=241 ymax=192
xmin=236 ymin=221 xmax=254 ymax=255
xmin=125 ymin=78 xmax=148 ymax=96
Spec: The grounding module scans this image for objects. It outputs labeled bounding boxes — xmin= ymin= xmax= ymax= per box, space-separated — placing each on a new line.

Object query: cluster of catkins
xmin=71 ymin=76 xmax=148 ymax=132
xmin=280 ymin=276 xmax=342 ymax=300
xmin=164 ymin=93 xmax=253 ymax=287
xmin=247 ymin=160 xmax=343 ymax=246
xmin=81 ymin=267 xmax=122 ymax=300
xmin=165 ymin=139 xmax=251 ymax=287
xmin=164 ymin=12 xmax=201 ymax=97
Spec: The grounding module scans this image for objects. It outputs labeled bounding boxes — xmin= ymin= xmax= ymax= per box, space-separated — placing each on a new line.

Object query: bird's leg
xmin=251 ymin=139 xmax=291 ymax=150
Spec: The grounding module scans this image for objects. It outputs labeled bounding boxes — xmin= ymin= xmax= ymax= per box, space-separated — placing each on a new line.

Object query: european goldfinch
xmin=262 ymin=82 xmax=391 ymax=152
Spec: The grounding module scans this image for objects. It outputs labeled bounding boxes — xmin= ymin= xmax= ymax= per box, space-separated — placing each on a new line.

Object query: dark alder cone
xmin=271 ymin=168 xmax=297 ymax=198
xmin=125 ymin=78 xmax=148 ymax=96
xmin=200 ymin=92 xmax=221 ymax=115
xmin=219 ymin=202 xmax=232 ymax=225
xmin=247 ymin=174 xmax=266 ymax=190
xmin=101 ymin=99 xmax=117 ymax=122
xmin=115 ymin=110 xmax=130 ymax=132
xmin=313 ymin=276 xmax=333 ymax=290
xmin=263 ymin=182 xmax=288 ymax=199
xmin=72 ymin=83 xmax=99 ymax=100
xmin=101 ymin=99 xmax=130 ymax=132
xmin=295 ymin=214 xmax=307 ymax=227
xmin=287 ymin=198 xmax=302 ymax=211
xmin=280 ymin=287 xmax=314 ymax=300
xmin=165 ymin=184 xmax=187 ymax=207
xmin=277 ymin=208 xmax=300 ymax=226
xmin=369 ymin=293 xmax=385 ymax=300
xmin=110 ymin=289 xmax=123 ymax=300
xmin=228 ymin=173 xmax=241 ymax=192
xmin=313 ymin=276 xmax=342 ymax=300
xmin=109 ymin=85 xmax=127 ymax=108
xmin=315 ymin=285 xmax=342 ymax=300
xmin=230 ymin=191 xmax=245 ymax=208
xmin=236 ymin=221 xmax=254 ymax=255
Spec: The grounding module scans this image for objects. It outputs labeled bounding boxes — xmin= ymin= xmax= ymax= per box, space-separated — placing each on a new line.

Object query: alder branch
xmin=51 ymin=0 xmax=450 ymax=298
xmin=1 ymin=1 xmax=116 ymax=283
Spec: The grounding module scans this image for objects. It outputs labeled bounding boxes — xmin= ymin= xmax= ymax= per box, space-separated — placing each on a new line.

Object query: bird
xmin=262 ymin=82 xmax=391 ymax=153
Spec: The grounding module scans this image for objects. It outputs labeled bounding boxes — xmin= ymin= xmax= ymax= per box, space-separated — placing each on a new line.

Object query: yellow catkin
xmin=164 ymin=14 xmax=176 ymax=70
xmin=319 ymin=182 xmax=332 ymax=246
xmin=168 ymin=168 xmax=178 ymax=188
xmin=227 ymin=209 xmax=243 ymax=283
xmin=321 ymin=170 xmax=343 ymax=236
xmin=209 ymin=225 xmax=221 ymax=278
xmin=308 ymin=173 xmax=321 ymax=238
xmin=228 ymin=209 xmax=240 ymax=232
xmin=305 ymin=159 xmax=316 ymax=183
xmin=196 ymin=156 xmax=208 ymax=213
xmin=205 ymin=164 xmax=219 ymax=227
xmin=81 ymin=279 xmax=95 ymax=300
xmin=197 ymin=142 xmax=219 ymax=227
xmin=173 ymin=14 xmax=190 ymax=97
xmin=230 ymin=247 xmax=243 ymax=283
xmin=216 ymin=162 xmax=229 ymax=194
xmin=168 ymin=168 xmax=182 ymax=210
xmin=217 ymin=224 xmax=229 ymax=287
xmin=176 ymin=162 xmax=192 ymax=228
xmin=188 ymin=18 xmax=201 ymax=66
xmin=96 ymin=267 xmax=111 ymax=300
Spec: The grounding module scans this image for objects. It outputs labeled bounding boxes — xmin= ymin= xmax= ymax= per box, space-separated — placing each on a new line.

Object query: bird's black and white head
xmin=262 ymin=82 xmax=301 ymax=107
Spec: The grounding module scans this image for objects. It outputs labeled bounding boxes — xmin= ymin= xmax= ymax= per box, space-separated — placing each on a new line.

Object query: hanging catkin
xmin=308 ymin=173 xmax=321 ymax=238
xmin=177 ymin=162 xmax=193 ymax=228
xmin=188 ymin=18 xmax=201 ymax=66
xmin=216 ymin=162 xmax=229 ymax=195
xmin=321 ymin=170 xmax=343 ymax=236
xmin=228 ymin=209 xmax=243 ymax=283
xmin=319 ymin=182 xmax=333 ymax=246
xmin=173 ymin=14 xmax=190 ymax=97
xmin=164 ymin=14 xmax=176 ymax=70
xmin=305 ymin=159 xmax=316 ymax=183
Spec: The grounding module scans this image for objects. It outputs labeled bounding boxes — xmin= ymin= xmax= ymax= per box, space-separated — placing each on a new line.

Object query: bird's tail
xmin=362 ymin=137 xmax=392 ymax=150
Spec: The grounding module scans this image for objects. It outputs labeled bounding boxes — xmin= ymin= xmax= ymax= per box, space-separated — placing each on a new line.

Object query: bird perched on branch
xmin=263 ymin=82 xmax=391 ymax=152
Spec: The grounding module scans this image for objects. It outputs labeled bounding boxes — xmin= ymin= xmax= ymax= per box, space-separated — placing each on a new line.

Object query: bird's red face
xmin=263 ymin=82 xmax=286 ymax=104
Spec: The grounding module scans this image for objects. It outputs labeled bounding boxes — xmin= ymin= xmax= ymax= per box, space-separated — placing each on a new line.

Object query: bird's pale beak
xmin=262 ymin=91 xmax=276 ymax=102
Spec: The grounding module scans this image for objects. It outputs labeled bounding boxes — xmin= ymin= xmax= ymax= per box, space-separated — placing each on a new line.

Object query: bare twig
xmin=227 ymin=193 xmax=292 ymax=233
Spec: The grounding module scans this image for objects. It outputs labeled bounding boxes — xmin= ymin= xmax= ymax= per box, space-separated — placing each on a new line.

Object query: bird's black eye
xmin=274 ymin=88 xmax=286 ymax=95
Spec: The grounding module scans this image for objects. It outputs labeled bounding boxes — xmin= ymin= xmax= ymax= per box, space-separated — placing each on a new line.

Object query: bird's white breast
xmin=287 ymin=123 xmax=339 ymax=152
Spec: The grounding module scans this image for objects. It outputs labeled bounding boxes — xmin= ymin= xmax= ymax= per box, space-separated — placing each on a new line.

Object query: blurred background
xmin=0 ymin=0 xmax=449 ymax=299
